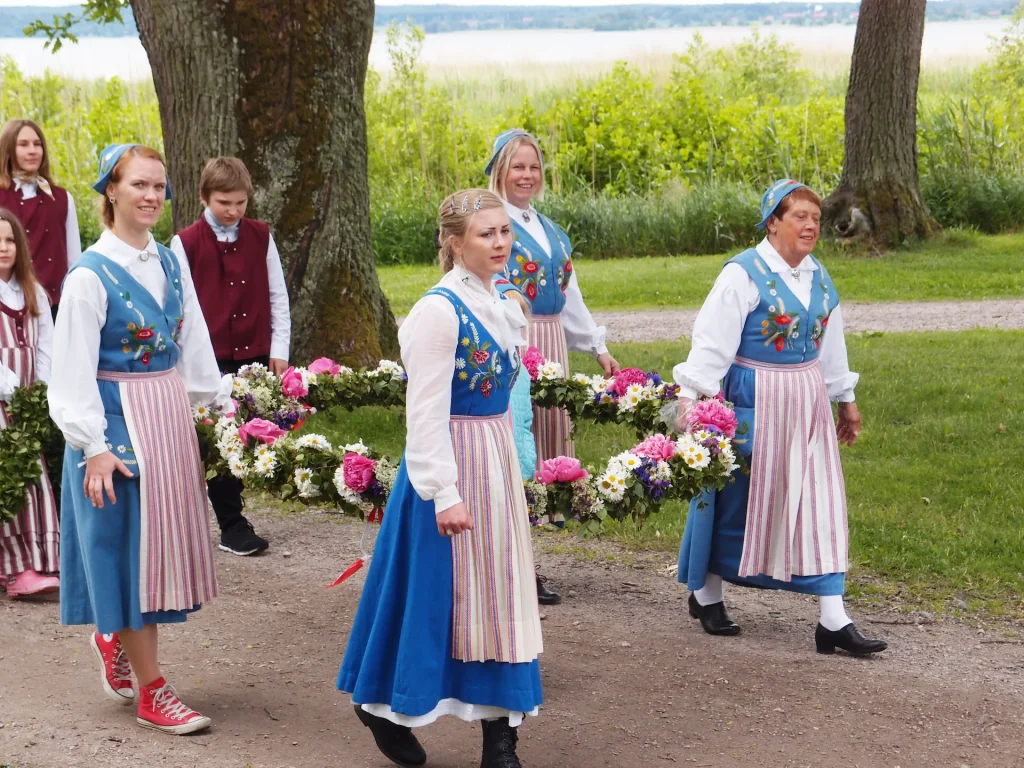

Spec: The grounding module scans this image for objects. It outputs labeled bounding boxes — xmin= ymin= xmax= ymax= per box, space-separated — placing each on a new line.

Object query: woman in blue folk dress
xmin=673 ymin=179 xmax=887 ymax=656
xmin=338 ymin=189 xmax=543 ymax=768
xmin=49 ymin=144 xmax=230 ymax=735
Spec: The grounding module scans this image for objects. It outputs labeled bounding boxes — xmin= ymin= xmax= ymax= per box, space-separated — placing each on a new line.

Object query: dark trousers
xmin=51 ymin=303 xmax=59 ymax=323
xmin=208 ymin=355 xmax=269 ymax=533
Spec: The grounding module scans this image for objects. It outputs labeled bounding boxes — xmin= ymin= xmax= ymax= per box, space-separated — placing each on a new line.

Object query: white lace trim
xmin=356 ymin=698 xmax=539 ymax=728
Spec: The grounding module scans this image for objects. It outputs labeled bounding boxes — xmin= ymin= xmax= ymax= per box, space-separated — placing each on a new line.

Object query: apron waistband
xmin=97 ymin=368 xmax=176 ymax=382
xmin=734 ymin=356 xmax=820 ymax=373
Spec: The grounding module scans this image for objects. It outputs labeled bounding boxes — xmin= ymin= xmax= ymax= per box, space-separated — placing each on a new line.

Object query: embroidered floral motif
xmin=759 ymin=279 xmax=801 ymax=352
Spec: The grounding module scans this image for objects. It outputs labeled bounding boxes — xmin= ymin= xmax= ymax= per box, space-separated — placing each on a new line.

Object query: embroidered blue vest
xmin=504 ymin=215 xmax=574 ymax=316
xmin=728 ymin=248 xmax=839 ymax=365
xmin=426 ymin=287 xmax=521 ymax=417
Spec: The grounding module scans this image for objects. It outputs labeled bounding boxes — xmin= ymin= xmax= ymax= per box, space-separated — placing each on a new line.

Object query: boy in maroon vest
xmin=170 ymin=157 xmax=291 ymax=556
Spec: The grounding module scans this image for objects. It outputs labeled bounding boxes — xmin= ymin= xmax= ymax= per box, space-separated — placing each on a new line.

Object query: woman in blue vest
xmin=672 ymin=179 xmax=886 ymax=656
xmin=339 ymin=189 xmax=543 ymax=768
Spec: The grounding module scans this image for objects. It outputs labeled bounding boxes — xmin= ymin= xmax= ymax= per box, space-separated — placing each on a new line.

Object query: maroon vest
xmin=0 ymin=184 xmax=70 ymax=306
xmin=177 ymin=216 xmax=272 ymax=362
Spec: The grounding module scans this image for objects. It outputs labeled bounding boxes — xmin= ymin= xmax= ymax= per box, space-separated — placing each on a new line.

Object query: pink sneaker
xmin=137 ymin=678 xmax=212 ymax=735
xmin=90 ymin=632 xmax=135 ymax=705
xmin=6 ymin=569 xmax=60 ymax=597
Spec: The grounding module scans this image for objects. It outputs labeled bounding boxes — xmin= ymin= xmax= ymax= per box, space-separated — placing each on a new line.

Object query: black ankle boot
xmin=536 ymin=575 xmax=561 ymax=606
xmin=815 ymin=623 xmax=887 ymax=655
xmin=480 ymin=717 xmax=522 ymax=768
xmin=354 ymin=706 xmax=427 ymax=767
xmin=688 ymin=593 xmax=741 ymax=636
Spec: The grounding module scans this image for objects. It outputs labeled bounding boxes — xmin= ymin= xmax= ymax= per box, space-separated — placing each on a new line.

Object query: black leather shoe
xmin=536 ymin=575 xmax=562 ymax=606
xmin=688 ymin=593 xmax=741 ymax=636
xmin=354 ymin=706 xmax=427 ymax=767
xmin=815 ymin=623 xmax=887 ymax=655
xmin=481 ymin=717 xmax=522 ymax=768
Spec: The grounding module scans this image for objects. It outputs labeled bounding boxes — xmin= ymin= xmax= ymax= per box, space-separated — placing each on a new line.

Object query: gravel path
xmin=595 ymin=299 xmax=1024 ymax=343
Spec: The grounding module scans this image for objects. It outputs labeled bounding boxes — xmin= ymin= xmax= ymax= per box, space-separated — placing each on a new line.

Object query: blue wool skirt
xmin=678 ymin=364 xmax=845 ymax=597
xmin=337 ymin=461 xmax=543 ymax=717
xmin=59 ymin=443 xmax=198 ymax=634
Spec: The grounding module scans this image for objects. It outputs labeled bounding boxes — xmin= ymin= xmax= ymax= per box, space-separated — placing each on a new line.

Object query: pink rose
xmin=612 ymin=367 xmax=650 ymax=395
xmin=535 ymin=456 xmax=589 ymax=485
xmin=308 ymin=357 xmax=342 ymax=376
xmin=633 ymin=433 xmax=677 ymax=462
xmin=281 ymin=366 xmax=308 ymax=398
xmin=237 ymin=418 xmax=287 ymax=446
xmin=689 ymin=397 xmax=739 ymax=438
xmin=522 ymin=346 xmax=545 ymax=381
xmin=343 ymin=453 xmax=378 ymax=494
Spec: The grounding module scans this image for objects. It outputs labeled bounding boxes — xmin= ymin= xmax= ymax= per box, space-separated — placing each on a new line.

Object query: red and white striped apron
xmin=0 ymin=302 xmax=59 ymax=577
xmin=449 ymin=414 xmax=542 ymax=663
xmin=97 ymin=368 xmax=218 ymax=612
xmin=736 ymin=356 xmax=849 ymax=581
xmin=529 ymin=314 xmax=573 ymax=464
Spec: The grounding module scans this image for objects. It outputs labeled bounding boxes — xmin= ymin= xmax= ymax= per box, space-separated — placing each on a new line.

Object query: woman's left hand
xmin=596 ymin=352 xmax=620 ymax=376
xmin=836 ymin=402 xmax=861 ymax=446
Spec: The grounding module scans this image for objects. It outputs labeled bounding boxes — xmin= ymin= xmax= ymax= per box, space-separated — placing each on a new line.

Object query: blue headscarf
xmin=484 ymin=128 xmax=542 ymax=177
xmin=757 ymin=178 xmax=806 ymax=229
xmin=91 ymin=143 xmax=173 ymax=200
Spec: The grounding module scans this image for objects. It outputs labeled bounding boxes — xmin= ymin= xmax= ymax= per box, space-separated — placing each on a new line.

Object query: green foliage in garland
xmin=0 ymin=382 xmax=63 ymax=524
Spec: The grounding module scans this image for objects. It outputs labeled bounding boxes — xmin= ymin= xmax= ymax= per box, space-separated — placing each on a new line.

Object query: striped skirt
xmin=450 ymin=415 xmax=543 ymax=663
xmin=735 ymin=357 xmax=849 ymax=581
xmin=528 ymin=314 xmax=574 ymax=467
xmin=98 ymin=369 xmax=218 ymax=613
xmin=0 ymin=402 xmax=59 ymax=577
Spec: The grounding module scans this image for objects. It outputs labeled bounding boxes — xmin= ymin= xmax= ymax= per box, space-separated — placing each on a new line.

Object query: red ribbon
xmin=367 ymin=506 xmax=383 ymax=524
xmin=327 ymin=557 xmax=365 ymax=588
xmin=326 ymin=506 xmax=384 ymax=588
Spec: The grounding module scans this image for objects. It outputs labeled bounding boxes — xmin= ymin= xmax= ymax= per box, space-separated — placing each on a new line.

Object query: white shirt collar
xmin=13 ymin=178 xmax=33 ymax=193
xmin=449 ymin=265 xmax=496 ymax=297
xmin=204 ymin=207 xmax=240 ymax=236
xmin=0 ymin=275 xmax=23 ymax=296
xmin=756 ymin=237 xmax=818 ymax=274
xmin=502 ymin=199 xmax=538 ymax=223
xmin=94 ymin=229 xmax=160 ymax=265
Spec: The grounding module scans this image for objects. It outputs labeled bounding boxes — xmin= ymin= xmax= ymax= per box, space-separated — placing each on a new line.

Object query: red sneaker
xmin=90 ymin=632 xmax=135 ymax=705
xmin=137 ymin=679 xmax=212 ymax=735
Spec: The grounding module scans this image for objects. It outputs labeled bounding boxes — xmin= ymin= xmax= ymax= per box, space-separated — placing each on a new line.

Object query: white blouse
xmin=673 ymin=238 xmax=859 ymax=403
xmin=14 ymin=179 xmax=83 ymax=268
xmin=502 ymin=201 xmax=608 ymax=357
xmin=0 ymin=276 xmax=53 ymax=401
xmin=169 ymin=207 xmax=292 ymax=362
xmin=49 ymin=230 xmax=231 ymax=459
xmin=400 ymin=266 xmax=528 ymax=514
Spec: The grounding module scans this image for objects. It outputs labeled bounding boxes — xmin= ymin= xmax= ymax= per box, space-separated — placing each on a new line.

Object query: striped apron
xmin=97 ymin=368 xmax=218 ymax=613
xmin=449 ymin=414 xmax=543 ymax=664
xmin=529 ymin=314 xmax=573 ymax=459
xmin=736 ymin=356 xmax=849 ymax=582
xmin=0 ymin=303 xmax=59 ymax=576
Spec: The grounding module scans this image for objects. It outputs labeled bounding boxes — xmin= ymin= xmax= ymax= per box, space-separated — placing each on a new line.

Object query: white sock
xmin=694 ymin=573 xmax=724 ymax=606
xmin=818 ymin=594 xmax=852 ymax=631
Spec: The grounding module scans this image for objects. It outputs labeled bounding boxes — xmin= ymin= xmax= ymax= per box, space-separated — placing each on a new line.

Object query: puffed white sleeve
xmin=672 ymin=264 xmax=758 ymax=400
xmin=818 ymin=304 xmax=858 ymax=402
xmin=173 ymin=251 xmax=232 ymax=411
xmin=47 ymin=269 xmax=110 ymax=458
xmin=560 ymin=270 xmax=608 ymax=357
xmin=34 ymin=285 xmax=53 ymax=384
xmin=266 ymin=233 xmax=292 ymax=362
xmin=65 ymin=193 xmax=82 ymax=267
xmin=169 ymin=235 xmax=187 ymax=264
xmin=399 ymin=295 xmax=461 ymax=514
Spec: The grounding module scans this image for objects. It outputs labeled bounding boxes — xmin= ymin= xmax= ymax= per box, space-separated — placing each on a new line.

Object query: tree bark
xmin=822 ymin=0 xmax=939 ymax=247
xmin=130 ymin=0 xmax=398 ymax=364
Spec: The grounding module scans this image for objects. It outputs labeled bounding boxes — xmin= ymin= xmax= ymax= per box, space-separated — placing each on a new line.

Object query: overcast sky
xmin=0 ymin=0 xmax=858 ymax=6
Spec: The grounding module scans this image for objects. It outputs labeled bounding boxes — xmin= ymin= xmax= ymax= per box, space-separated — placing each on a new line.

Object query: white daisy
xmin=344 ymin=441 xmax=370 ymax=456
xmin=295 ymin=434 xmax=333 ymax=453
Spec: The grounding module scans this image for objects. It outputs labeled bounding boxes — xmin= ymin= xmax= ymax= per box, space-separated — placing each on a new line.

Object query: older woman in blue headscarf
xmin=672 ymin=179 xmax=886 ymax=656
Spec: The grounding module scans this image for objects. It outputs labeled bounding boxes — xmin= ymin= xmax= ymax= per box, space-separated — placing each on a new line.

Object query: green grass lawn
xmin=379 ymin=230 xmax=1024 ymax=315
xmin=310 ymin=329 xmax=1024 ymax=613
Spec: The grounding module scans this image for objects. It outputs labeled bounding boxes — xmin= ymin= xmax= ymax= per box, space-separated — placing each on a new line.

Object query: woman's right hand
xmin=675 ymin=397 xmax=695 ymax=432
xmin=436 ymin=502 xmax=474 ymax=538
xmin=84 ymin=451 xmax=134 ymax=508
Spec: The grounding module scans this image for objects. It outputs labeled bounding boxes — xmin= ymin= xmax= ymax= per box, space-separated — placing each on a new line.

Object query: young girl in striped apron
xmin=339 ymin=190 xmax=543 ymax=768
xmin=673 ymin=179 xmax=886 ymax=656
xmin=49 ymin=144 xmax=230 ymax=734
xmin=0 ymin=207 xmax=59 ymax=598
xmin=485 ymin=129 xmax=619 ymax=469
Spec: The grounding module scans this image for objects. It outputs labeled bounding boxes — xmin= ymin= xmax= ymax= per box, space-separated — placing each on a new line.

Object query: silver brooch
xmin=522 ymin=210 xmax=531 ymax=223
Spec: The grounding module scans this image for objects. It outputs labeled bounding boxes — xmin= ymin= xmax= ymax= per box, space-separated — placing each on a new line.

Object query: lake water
xmin=0 ymin=19 xmax=1011 ymax=81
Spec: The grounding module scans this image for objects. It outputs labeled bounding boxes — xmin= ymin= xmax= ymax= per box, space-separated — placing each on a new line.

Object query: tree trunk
xmin=822 ymin=0 xmax=939 ymax=247
xmin=130 ymin=0 xmax=398 ymax=364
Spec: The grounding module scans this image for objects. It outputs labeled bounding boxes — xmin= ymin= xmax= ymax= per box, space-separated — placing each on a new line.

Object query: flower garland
xmin=0 ymin=382 xmax=64 ymax=524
